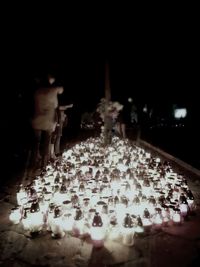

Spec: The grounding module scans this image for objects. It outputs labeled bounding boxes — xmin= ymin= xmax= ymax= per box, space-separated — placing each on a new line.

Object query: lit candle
xmin=17 ymin=185 xmax=27 ymax=205
xmin=172 ymin=208 xmax=181 ymax=224
xmin=28 ymin=187 xmax=38 ymax=201
xmin=53 ymin=191 xmax=66 ymax=206
xmin=153 ymin=208 xmax=163 ymax=226
xmin=28 ymin=200 xmax=43 ymax=233
xmin=142 ymin=208 xmax=152 ymax=228
xmin=179 ymin=202 xmax=188 ymax=218
xmin=50 ymin=206 xmax=65 ymax=238
xmin=179 ymin=194 xmax=189 ymax=217
xmin=161 ymin=206 xmax=170 ymax=224
xmin=122 ymin=213 xmax=134 ymax=246
xmin=109 ymin=224 xmax=121 ymax=240
xmin=87 ymin=208 xmax=96 ymax=224
xmin=186 ymin=190 xmax=195 ymax=212
xmin=134 ymin=215 xmax=144 ymax=234
xmin=90 ymin=212 xmax=105 ymax=247
xmin=62 ymin=213 xmax=74 ymax=232
xmin=73 ymin=208 xmax=84 ymax=236
xmin=9 ymin=206 xmax=22 ymax=224
xmin=21 ymin=208 xmax=31 ymax=230
xmin=62 ymin=200 xmax=72 ymax=213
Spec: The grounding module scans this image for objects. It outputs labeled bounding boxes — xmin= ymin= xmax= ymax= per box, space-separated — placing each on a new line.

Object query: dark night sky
xmin=1 ymin=12 xmax=199 ymax=118
xmin=5 ymin=45 xmax=198 ymax=100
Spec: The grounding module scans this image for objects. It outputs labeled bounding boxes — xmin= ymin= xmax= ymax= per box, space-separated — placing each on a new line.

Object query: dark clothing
xmin=51 ymin=108 xmax=68 ymax=154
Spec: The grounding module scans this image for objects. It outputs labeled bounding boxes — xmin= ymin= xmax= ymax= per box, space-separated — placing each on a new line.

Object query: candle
xmin=9 ymin=207 xmax=22 ymax=224
xmin=179 ymin=202 xmax=188 ymax=217
xmin=26 ymin=201 xmax=44 ymax=233
xmin=122 ymin=214 xmax=134 ymax=246
xmin=135 ymin=215 xmax=144 ymax=233
xmin=17 ymin=185 xmax=27 ymax=206
xmin=161 ymin=206 xmax=170 ymax=224
xmin=90 ymin=212 xmax=105 ymax=247
xmin=50 ymin=206 xmax=65 ymax=238
xmin=62 ymin=213 xmax=74 ymax=232
xmin=179 ymin=194 xmax=189 ymax=217
xmin=73 ymin=208 xmax=84 ymax=236
xmin=21 ymin=208 xmax=31 ymax=230
xmin=142 ymin=208 xmax=152 ymax=228
xmin=62 ymin=200 xmax=72 ymax=213
xmin=172 ymin=208 xmax=181 ymax=224
xmin=28 ymin=211 xmax=43 ymax=233
xmin=153 ymin=208 xmax=163 ymax=225
xmin=109 ymin=224 xmax=121 ymax=240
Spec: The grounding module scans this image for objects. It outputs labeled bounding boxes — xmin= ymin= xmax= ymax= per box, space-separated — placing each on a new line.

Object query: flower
xmin=97 ymin=98 xmax=123 ymax=121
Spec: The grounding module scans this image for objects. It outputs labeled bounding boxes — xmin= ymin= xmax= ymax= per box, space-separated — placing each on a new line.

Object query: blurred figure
xmin=114 ymin=110 xmax=126 ymax=138
xmin=92 ymin=111 xmax=103 ymax=137
xmin=31 ymin=74 xmax=64 ymax=168
xmin=50 ymin=103 xmax=73 ymax=158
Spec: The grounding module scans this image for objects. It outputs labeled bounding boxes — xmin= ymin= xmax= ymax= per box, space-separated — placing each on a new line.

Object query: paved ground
xmin=0 ymin=133 xmax=200 ymax=267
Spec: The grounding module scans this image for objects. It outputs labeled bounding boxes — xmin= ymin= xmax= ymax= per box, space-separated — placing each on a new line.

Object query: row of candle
xmin=9 ymin=136 xmax=195 ymax=246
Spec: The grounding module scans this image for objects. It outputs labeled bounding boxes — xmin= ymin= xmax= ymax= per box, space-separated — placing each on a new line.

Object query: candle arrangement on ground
xmin=10 ymin=136 xmax=195 ymax=246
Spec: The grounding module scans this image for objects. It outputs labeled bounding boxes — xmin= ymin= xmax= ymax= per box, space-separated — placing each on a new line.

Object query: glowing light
xmin=122 ymin=227 xmax=134 ymax=246
xmin=172 ymin=209 xmax=181 ymax=223
xmin=174 ymin=108 xmax=187 ymax=119
xmin=9 ymin=207 xmax=22 ymax=224
xmin=9 ymin=136 xmax=195 ymax=245
xmin=27 ymin=211 xmax=43 ymax=232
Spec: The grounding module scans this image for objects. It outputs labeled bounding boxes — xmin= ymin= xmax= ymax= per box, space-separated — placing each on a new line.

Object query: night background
xmin=1 ymin=12 xmax=199 ymax=182
xmin=1 ymin=8 xmax=200 ymax=267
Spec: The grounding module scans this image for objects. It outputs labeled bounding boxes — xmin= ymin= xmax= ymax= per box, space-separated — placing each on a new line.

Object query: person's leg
xmin=42 ymin=130 xmax=52 ymax=168
xmin=114 ymin=122 xmax=121 ymax=137
xmin=55 ymin=124 xmax=63 ymax=155
xmin=50 ymin=130 xmax=57 ymax=159
xmin=55 ymin=134 xmax=61 ymax=155
xmin=121 ymin=123 xmax=126 ymax=138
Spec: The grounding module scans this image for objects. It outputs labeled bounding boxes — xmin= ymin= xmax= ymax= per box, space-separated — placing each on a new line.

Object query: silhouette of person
xmin=114 ymin=109 xmax=126 ymax=138
xmin=31 ymin=74 xmax=64 ymax=168
xmin=50 ymin=103 xmax=73 ymax=158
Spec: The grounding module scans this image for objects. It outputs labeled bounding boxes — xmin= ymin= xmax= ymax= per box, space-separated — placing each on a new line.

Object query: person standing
xmin=31 ymin=74 xmax=64 ymax=168
xmin=50 ymin=103 xmax=73 ymax=158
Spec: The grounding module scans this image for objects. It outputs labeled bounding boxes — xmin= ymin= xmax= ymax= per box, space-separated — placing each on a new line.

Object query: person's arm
xmin=59 ymin=104 xmax=73 ymax=111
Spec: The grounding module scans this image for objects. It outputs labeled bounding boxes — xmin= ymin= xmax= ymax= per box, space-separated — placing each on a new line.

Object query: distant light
xmin=128 ymin=98 xmax=133 ymax=103
xmin=174 ymin=108 xmax=187 ymax=119
xmin=143 ymin=105 xmax=147 ymax=113
xmin=49 ymin=78 xmax=55 ymax=84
